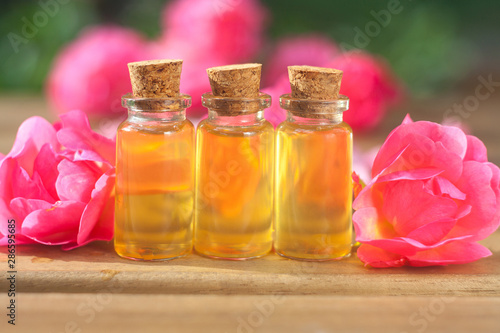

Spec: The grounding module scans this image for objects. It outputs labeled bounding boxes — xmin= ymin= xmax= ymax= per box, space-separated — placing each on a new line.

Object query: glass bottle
xmin=194 ymin=93 xmax=274 ymax=259
xmin=115 ymin=94 xmax=194 ymax=260
xmin=274 ymin=94 xmax=353 ymax=260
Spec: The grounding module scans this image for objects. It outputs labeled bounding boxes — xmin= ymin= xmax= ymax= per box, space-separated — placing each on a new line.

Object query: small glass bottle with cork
xmin=115 ymin=59 xmax=195 ymax=261
xmin=194 ymin=63 xmax=274 ymax=260
xmin=274 ymin=65 xmax=353 ymax=261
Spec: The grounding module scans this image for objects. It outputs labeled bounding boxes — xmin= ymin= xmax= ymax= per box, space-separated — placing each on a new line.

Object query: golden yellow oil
xmin=194 ymin=120 xmax=274 ymax=259
xmin=115 ymin=120 xmax=194 ymax=260
xmin=274 ymin=121 xmax=353 ymax=260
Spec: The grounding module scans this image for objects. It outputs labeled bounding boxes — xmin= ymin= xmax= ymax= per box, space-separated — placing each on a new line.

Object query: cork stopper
xmin=207 ymin=64 xmax=261 ymax=98
xmin=128 ymin=59 xmax=182 ymax=98
xmin=288 ymin=65 xmax=343 ymax=100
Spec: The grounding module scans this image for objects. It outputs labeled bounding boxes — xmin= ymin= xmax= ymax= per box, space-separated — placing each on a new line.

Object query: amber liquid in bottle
xmin=115 ymin=97 xmax=194 ymax=261
xmin=275 ymin=98 xmax=353 ymax=260
xmin=194 ymin=95 xmax=274 ymax=259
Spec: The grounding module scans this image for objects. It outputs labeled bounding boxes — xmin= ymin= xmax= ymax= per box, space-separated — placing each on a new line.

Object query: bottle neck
xmin=286 ymin=111 xmax=343 ymax=125
xmin=127 ymin=109 xmax=187 ymax=123
xmin=280 ymin=93 xmax=349 ymax=126
xmin=121 ymin=93 xmax=191 ymax=123
xmin=202 ymin=92 xmax=271 ymax=126
xmin=207 ymin=110 xmax=264 ymax=126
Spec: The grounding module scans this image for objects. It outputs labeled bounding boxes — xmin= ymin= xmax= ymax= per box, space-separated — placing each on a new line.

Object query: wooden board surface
xmin=1 ymin=234 xmax=499 ymax=296
xmin=1 ymin=294 xmax=499 ymax=333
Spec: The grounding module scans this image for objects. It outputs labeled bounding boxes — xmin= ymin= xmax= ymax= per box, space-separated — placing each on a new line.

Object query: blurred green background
xmin=1 ymin=0 xmax=499 ymax=97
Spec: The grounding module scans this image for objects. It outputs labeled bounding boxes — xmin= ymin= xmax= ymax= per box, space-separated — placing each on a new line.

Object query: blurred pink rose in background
xmin=45 ymin=0 xmax=403 ymax=132
xmin=162 ymin=0 xmax=268 ymax=64
xmin=330 ymin=51 xmax=403 ymax=131
xmin=262 ymin=35 xmax=403 ymax=131
xmin=262 ymin=74 xmax=290 ymax=127
xmin=148 ymin=36 xmax=225 ymax=116
xmin=153 ymin=0 xmax=268 ymax=114
xmin=0 ymin=110 xmax=115 ymax=249
xmin=47 ymin=25 xmax=149 ymax=116
xmin=262 ymin=34 xmax=338 ymax=127
xmin=263 ymin=34 xmax=339 ymax=86
xmin=353 ymin=115 xmax=500 ymax=267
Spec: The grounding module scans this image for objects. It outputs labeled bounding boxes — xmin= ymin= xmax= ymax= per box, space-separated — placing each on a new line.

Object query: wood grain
xmin=1 ymin=293 xmax=498 ymax=333
xmin=0 ymin=232 xmax=498 ymax=296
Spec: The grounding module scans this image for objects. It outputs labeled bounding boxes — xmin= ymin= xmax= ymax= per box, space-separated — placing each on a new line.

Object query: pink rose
xmin=46 ymin=25 xmax=149 ymax=116
xmin=329 ymin=51 xmax=403 ymax=131
xmin=263 ymin=34 xmax=339 ymax=86
xmin=353 ymin=115 xmax=500 ymax=267
xmin=162 ymin=0 xmax=268 ymax=64
xmin=0 ymin=110 xmax=115 ymax=249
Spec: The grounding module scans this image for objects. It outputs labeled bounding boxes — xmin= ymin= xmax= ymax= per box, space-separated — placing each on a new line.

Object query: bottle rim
xmin=279 ymin=93 xmax=349 ymax=115
xmin=122 ymin=93 xmax=192 ymax=112
xmin=202 ymin=92 xmax=271 ymax=114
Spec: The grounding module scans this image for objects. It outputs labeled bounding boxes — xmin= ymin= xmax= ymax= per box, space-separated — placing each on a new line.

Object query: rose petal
xmin=56 ymin=159 xmax=100 ymax=202
xmin=429 ymin=176 xmax=467 ymax=200
xmin=358 ymin=240 xmax=492 ymax=268
xmin=407 ymin=241 xmax=492 ymax=267
xmin=382 ymin=180 xmax=458 ymax=236
xmin=11 ymin=163 xmax=54 ymax=203
xmin=377 ymin=168 xmax=443 ymax=183
xmin=405 ymin=218 xmax=456 ymax=246
xmin=353 ymin=207 xmax=398 ymax=241
xmin=356 ymin=244 xmax=407 ymax=268
xmin=449 ymin=161 xmax=498 ymax=241
xmin=486 ymin=163 xmax=500 ymax=231
xmin=487 ymin=162 xmax=500 ymax=191
xmin=415 ymin=121 xmax=468 ymax=159
xmin=401 ymin=114 xmax=413 ymax=125
xmin=354 ymin=145 xmax=409 ymax=209
xmin=402 ymin=121 xmax=468 ymax=159
xmin=373 ymin=121 xmax=467 ymax=181
xmin=352 ymin=172 xmax=364 ymax=199
xmin=395 ymin=139 xmax=463 ymax=182
xmin=361 ymin=238 xmax=420 ymax=257
xmin=0 ymin=157 xmax=16 ymax=222
xmin=464 ymin=135 xmax=487 ymax=162
xmin=0 ymin=230 xmax=34 ymax=246
xmin=5 ymin=116 xmax=59 ymax=176
xmin=360 ymin=235 xmax=472 ymax=261
xmin=10 ymin=198 xmax=52 ymax=222
xmin=57 ymin=110 xmax=116 ymax=164
xmin=0 ymin=159 xmax=38 ymax=245
xmin=65 ymin=169 xmax=115 ymax=249
xmin=33 ymin=144 xmax=63 ymax=200
xmin=21 ymin=201 xmax=86 ymax=245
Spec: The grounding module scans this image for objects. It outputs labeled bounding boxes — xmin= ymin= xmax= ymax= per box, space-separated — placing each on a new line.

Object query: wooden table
xmin=1 ymin=94 xmax=499 ymax=332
